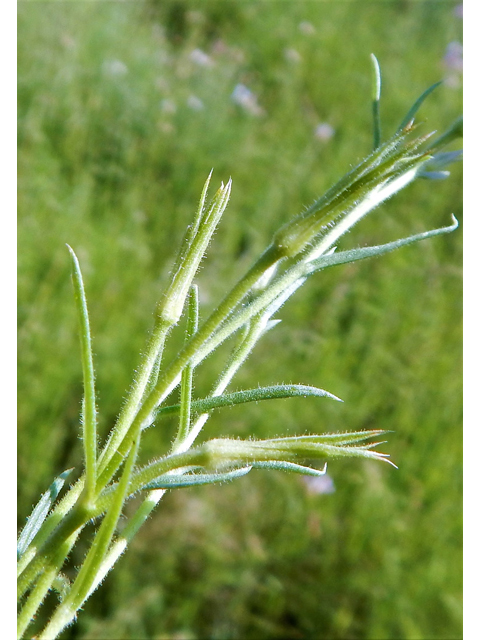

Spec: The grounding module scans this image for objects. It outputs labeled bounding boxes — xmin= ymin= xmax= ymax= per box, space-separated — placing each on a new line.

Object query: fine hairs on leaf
xmin=17 ymin=57 xmax=462 ymax=640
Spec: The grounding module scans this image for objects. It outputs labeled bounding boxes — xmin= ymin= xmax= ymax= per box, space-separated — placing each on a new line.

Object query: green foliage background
xmin=18 ymin=1 xmax=462 ymax=638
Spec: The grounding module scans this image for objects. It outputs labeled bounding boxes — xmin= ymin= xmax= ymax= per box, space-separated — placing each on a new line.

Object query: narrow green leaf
xmin=419 ymin=171 xmax=451 ymax=181
xmin=250 ymin=460 xmax=328 ymax=476
xmin=161 ymin=172 xmax=212 ymax=302
xmin=67 ymin=245 xmax=97 ymax=506
xmin=175 ymin=314 xmax=273 ymax=453
xmin=143 ymin=466 xmax=252 ymax=490
xmin=303 ymin=215 xmax=459 ymax=276
xmin=173 ymin=285 xmax=199 ymax=450
xmin=370 ymin=53 xmax=382 ymax=149
xmin=426 ymin=115 xmax=463 ymax=152
xmin=83 ymin=490 xmax=165 ymax=602
xmin=156 ymin=384 xmax=342 ymax=419
xmin=268 ymin=430 xmax=390 ymax=447
xmin=398 ymin=80 xmax=442 ymax=131
xmin=423 ymin=150 xmax=463 ymax=169
xmin=143 ymin=461 xmax=328 ymax=489
xmin=419 ymin=150 xmax=463 ymax=179
xmin=158 ymin=176 xmax=231 ymax=325
xmin=17 ymin=469 xmax=73 ymax=559
xmin=186 ymin=170 xmax=214 ymax=248
xmin=263 ymin=432 xmax=398 ymax=467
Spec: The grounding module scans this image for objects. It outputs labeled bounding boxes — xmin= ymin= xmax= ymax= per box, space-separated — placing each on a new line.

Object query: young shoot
xmin=17 ymin=58 xmax=461 ymax=640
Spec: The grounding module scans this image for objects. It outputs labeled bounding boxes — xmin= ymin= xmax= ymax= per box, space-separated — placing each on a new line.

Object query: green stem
xmin=19 ymin=446 xmax=203 ymax=627
xmin=174 ymin=315 xmax=276 ymax=453
xmin=18 ymin=448 xmax=200 ymax=602
xmin=83 ymin=488 xmax=166 ymax=603
xmin=126 ymin=449 xmax=208 ymax=495
xmin=39 ymin=437 xmax=141 ymax=640
xmin=96 ymin=244 xmax=283 ymax=491
xmin=97 ymin=317 xmax=171 ymax=477
xmin=17 ymin=529 xmax=79 ymax=640
xmin=96 ymin=131 xmax=430 ymax=489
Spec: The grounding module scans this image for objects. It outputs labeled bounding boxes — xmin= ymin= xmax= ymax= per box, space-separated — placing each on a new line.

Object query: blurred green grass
xmin=18 ymin=1 xmax=462 ymax=638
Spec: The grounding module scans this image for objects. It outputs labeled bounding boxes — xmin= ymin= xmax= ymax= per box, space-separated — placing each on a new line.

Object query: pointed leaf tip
xmin=251 ymin=460 xmax=328 ymax=476
xmin=156 ymin=384 xmax=343 ymax=419
xmin=143 ymin=466 xmax=252 ymax=490
xmin=398 ymin=80 xmax=443 ymax=131
xmin=370 ymin=53 xmax=381 ymax=101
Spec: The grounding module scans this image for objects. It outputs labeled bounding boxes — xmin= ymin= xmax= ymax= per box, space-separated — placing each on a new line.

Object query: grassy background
xmin=18 ymin=1 xmax=462 ymax=638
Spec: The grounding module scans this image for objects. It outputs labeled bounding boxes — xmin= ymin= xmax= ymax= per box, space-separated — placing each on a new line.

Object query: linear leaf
xmin=426 ymin=115 xmax=463 ymax=152
xmin=370 ymin=53 xmax=382 ymax=149
xmin=250 ymin=460 xmax=328 ymax=476
xmin=158 ymin=176 xmax=231 ymax=325
xmin=156 ymin=384 xmax=342 ymax=419
xmin=304 ymin=215 xmax=458 ymax=276
xmin=67 ymin=244 xmax=97 ymax=504
xmin=17 ymin=469 xmax=73 ymax=559
xmin=419 ymin=171 xmax=451 ymax=181
xmin=143 ymin=466 xmax=252 ymax=489
xmin=419 ymin=150 xmax=463 ymax=179
xmin=398 ymin=81 xmax=442 ymax=130
xmin=173 ymin=285 xmax=199 ymax=450
xmin=268 ymin=430 xmax=390 ymax=446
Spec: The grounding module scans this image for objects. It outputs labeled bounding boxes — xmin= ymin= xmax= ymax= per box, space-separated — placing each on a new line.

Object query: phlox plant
xmin=17 ymin=57 xmax=462 ymax=639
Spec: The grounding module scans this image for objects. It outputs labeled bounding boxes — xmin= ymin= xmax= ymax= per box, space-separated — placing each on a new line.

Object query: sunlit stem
xmin=97 ymin=177 xmax=231 ymax=476
xmin=17 ymin=530 xmax=80 ymax=640
xmin=95 ymin=243 xmax=284 ymax=491
xmin=96 ymin=316 xmax=171 ymax=478
xmin=83 ymin=488 xmax=167 ymax=602
xmin=39 ymin=436 xmax=141 ymax=640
